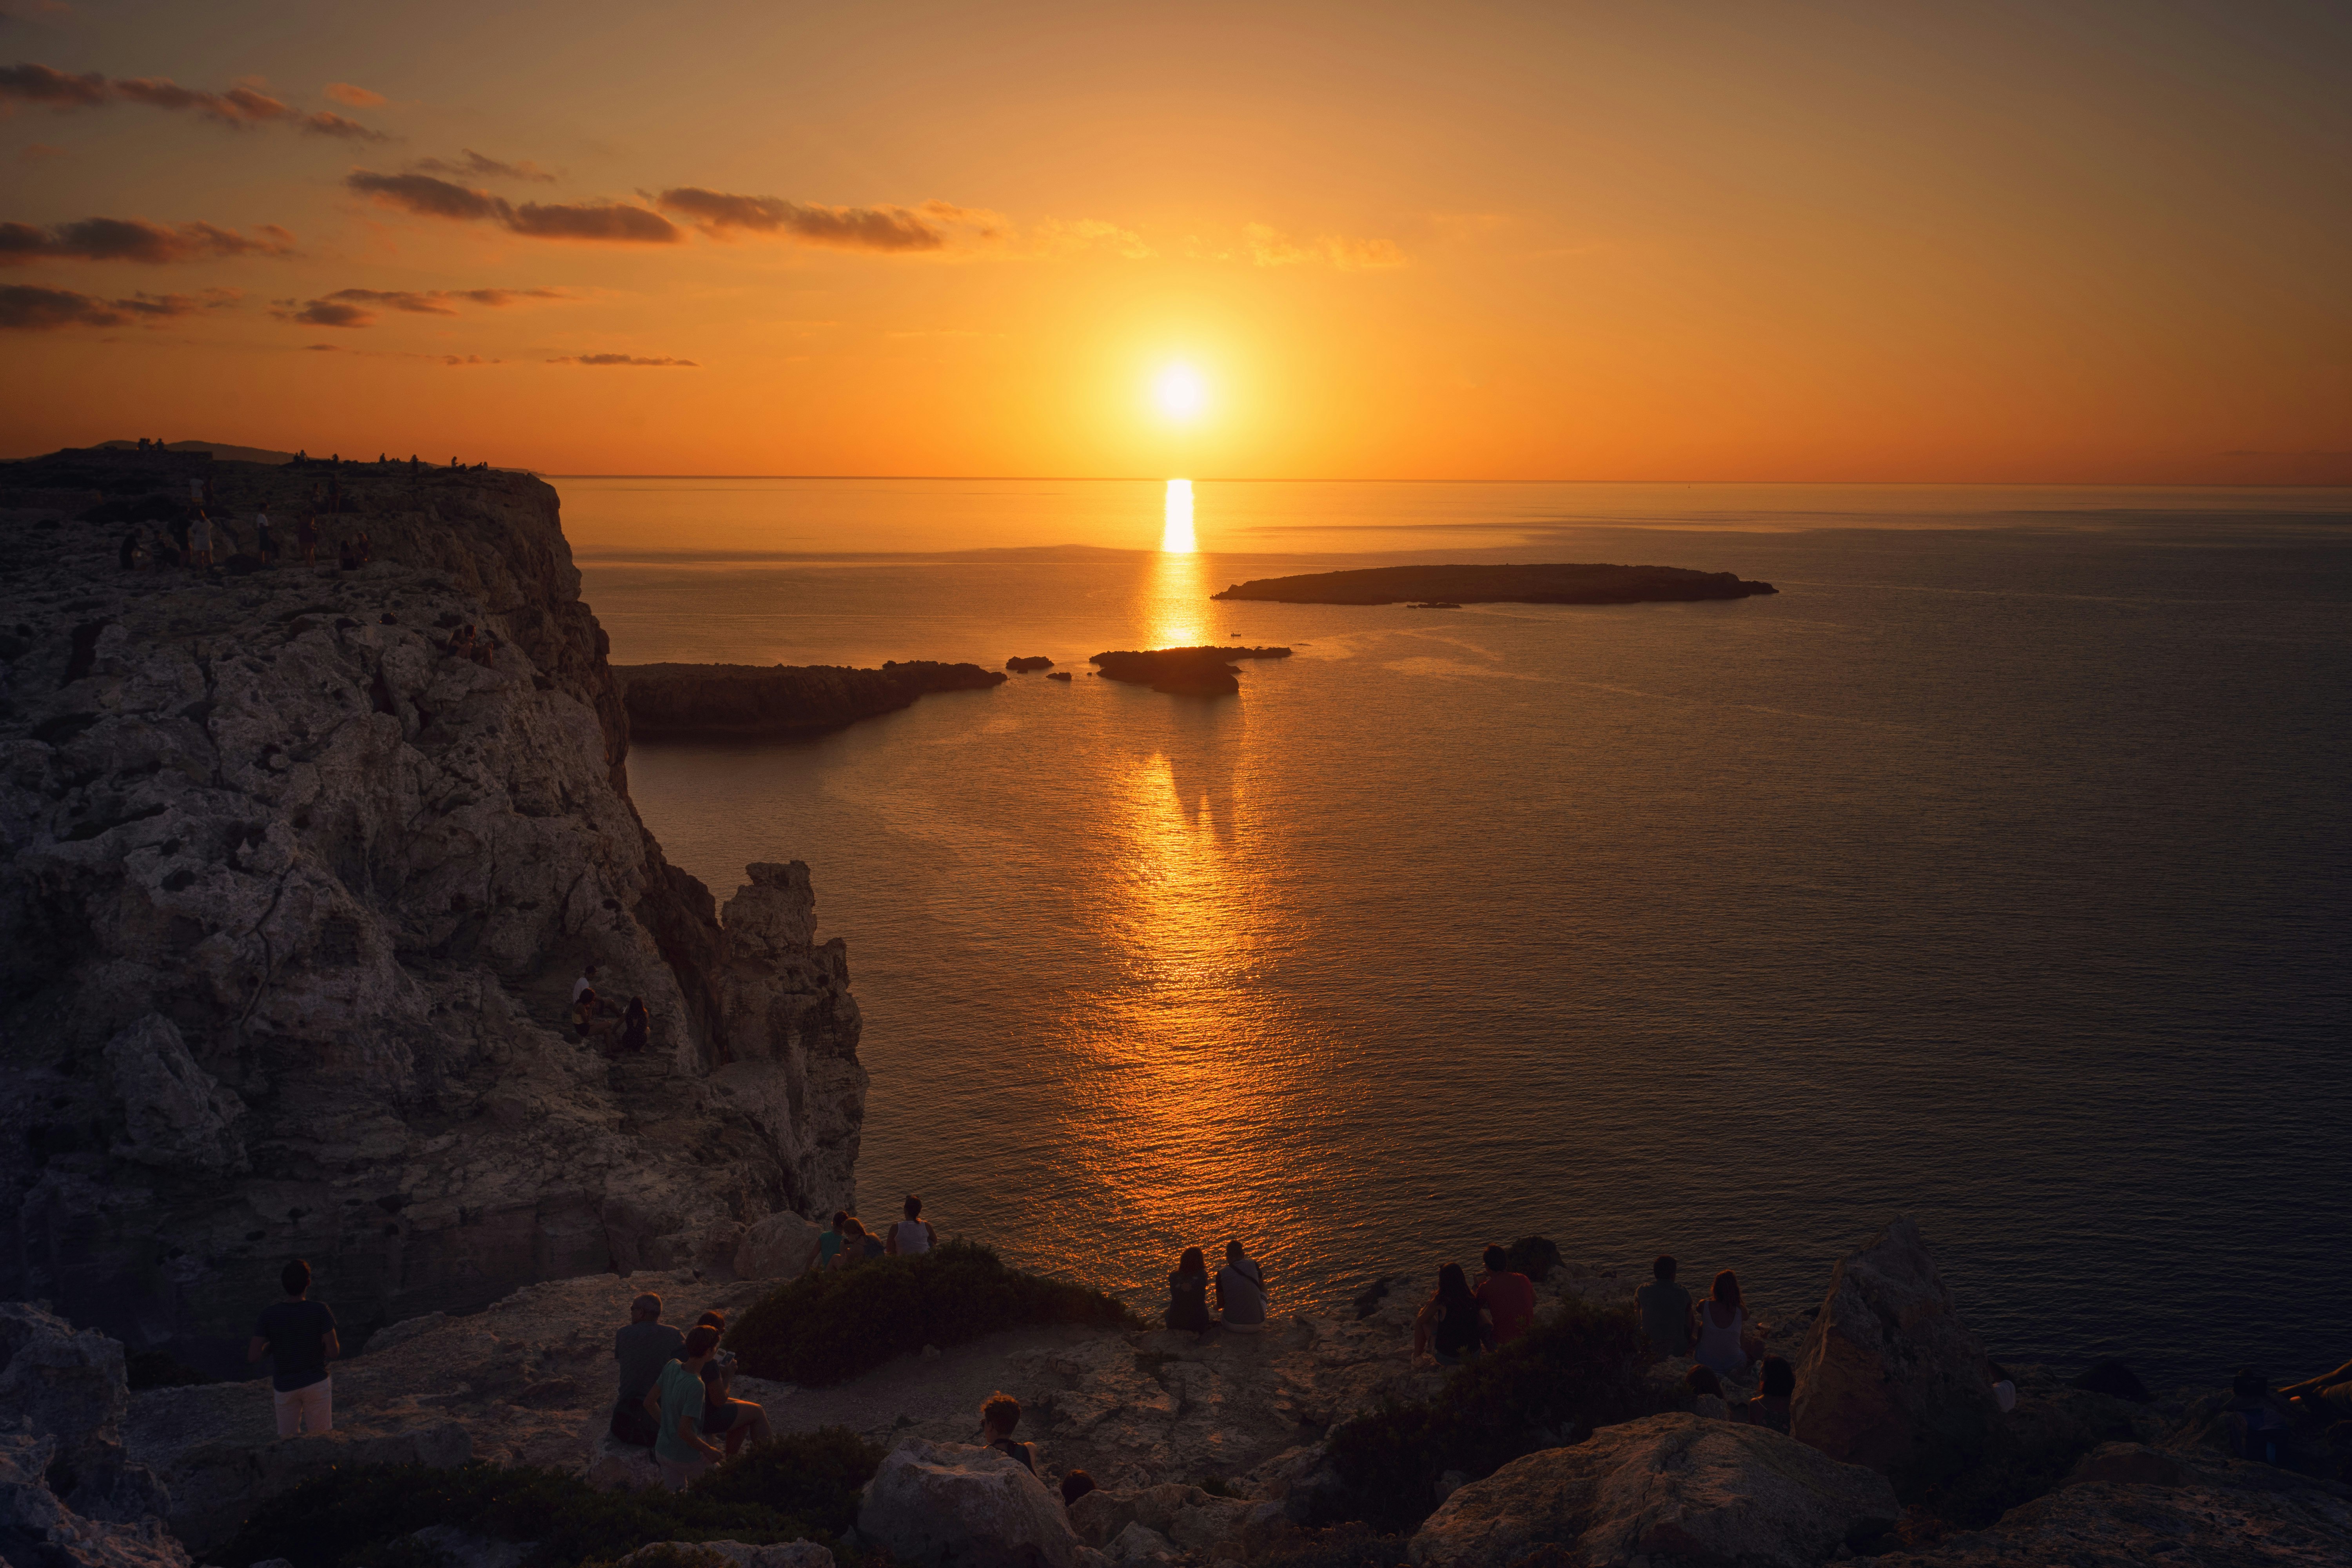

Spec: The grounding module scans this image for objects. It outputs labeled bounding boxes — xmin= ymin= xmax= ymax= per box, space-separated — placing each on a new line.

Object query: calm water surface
xmin=569 ymin=479 xmax=2352 ymax=1388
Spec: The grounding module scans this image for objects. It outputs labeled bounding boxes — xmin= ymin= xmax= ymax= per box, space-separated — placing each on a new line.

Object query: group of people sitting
xmin=811 ymin=1198 xmax=938 ymax=1272
xmin=611 ymin=1293 xmax=774 ymax=1490
xmin=1163 ymin=1241 xmax=1270 ymax=1336
xmin=117 ymin=505 xmax=341 ymax=575
xmin=446 ymin=622 xmax=503 ymax=668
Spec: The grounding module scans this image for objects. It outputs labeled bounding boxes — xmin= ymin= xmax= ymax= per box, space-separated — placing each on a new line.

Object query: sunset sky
xmin=3 ymin=0 xmax=2348 ymax=481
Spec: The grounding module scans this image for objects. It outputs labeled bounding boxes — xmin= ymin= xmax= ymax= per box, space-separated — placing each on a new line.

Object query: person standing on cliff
xmin=296 ymin=512 xmax=319 ymax=566
xmin=610 ymin=1291 xmax=682 ymax=1447
xmin=885 ymin=1195 xmax=935 ymax=1256
xmin=1637 ymin=1255 xmax=1695 ymax=1359
xmin=248 ymin=1259 xmax=339 ymax=1436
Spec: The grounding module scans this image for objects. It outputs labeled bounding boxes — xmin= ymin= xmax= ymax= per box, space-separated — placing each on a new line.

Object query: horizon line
xmin=537 ymin=474 xmax=2352 ymax=489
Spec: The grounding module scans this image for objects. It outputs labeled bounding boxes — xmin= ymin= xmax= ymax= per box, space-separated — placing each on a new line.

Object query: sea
xmin=566 ymin=477 xmax=2352 ymax=1390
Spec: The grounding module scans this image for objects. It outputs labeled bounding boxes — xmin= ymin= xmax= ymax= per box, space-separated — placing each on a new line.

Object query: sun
xmin=1153 ymin=363 xmax=1208 ymax=421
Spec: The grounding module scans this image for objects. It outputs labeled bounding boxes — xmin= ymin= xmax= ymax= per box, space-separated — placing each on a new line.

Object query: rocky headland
xmin=614 ymin=661 xmax=1006 ymax=741
xmin=1210 ymin=564 xmax=1777 ymax=606
xmin=1089 ymin=647 xmax=1293 ymax=697
xmin=0 ymin=446 xmax=867 ymax=1378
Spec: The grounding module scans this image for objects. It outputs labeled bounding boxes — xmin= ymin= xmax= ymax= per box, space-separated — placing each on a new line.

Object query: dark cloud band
xmin=656 ymin=187 xmax=953 ymax=251
xmin=0 ymin=283 xmax=239 ymax=330
xmin=0 ymin=62 xmax=390 ymax=139
xmin=0 ymin=216 xmax=297 ymax=265
xmin=345 ymin=171 xmax=681 ymax=243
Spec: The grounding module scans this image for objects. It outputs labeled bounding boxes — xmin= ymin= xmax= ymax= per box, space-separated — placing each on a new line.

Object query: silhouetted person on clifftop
xmin=887 ymin=1194 xmax=935 ymax=1256
xmin=248 ymin=1259 xmax=339 ymax=1435
xmin=1638 ymin=1255 xmax=1695 ymax=1359
xmin=1167 ymin=1247 xmax=1211 ymax=1336
xmin=610 ymin=1291 xmax=681 ymax=1446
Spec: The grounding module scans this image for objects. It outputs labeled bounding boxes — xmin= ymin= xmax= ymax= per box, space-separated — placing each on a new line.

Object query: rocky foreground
xmin=8 ymin=1217 xmax=2348 ymax=1568
xmin=0 ymin=448 xmax=867 ymax=1373
xmin=1210 ymin=564 xmax=1777 ymax=606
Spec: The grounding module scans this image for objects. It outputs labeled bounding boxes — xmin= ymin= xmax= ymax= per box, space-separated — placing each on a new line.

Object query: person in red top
xmin=1475 ymin=1245 xmax=1538 ymax=1341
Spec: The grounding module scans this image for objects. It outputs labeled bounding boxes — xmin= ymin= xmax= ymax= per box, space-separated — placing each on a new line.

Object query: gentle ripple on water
xmin=585 ymin=484 xmax=2352 ymax=1390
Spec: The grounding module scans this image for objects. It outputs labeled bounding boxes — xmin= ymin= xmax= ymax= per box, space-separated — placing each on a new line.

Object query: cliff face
xmin=0 ymin=451 xmax=865 ymax=1370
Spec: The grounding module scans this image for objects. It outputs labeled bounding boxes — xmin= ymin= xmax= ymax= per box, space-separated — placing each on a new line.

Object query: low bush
xmin=1319 ymin=1296 xmax=1662 ymax=1533
xmin=214 ymin=1428 xmax=883 ymax=1568
xmin=724 ymin=1239 xmax=1134 ymax=1387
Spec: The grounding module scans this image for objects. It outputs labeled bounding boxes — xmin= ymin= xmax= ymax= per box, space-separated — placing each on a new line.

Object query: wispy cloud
xmin=271 ymin=283 xmax=568 ymax=327
xmin=548 ymin=352 xmax=698 ymax=367
xmin=0 ymin=62 xmax=392 ymax=138
xmin=304 ymin=341 xmax=501 ymax=365
xmin=655 ymin=188 xmax=971 ymax=252
xmin=346 ymin=169 xmax=680 ymax=243
xmin=0 ymin=215 xmax=296 ymax=265
xmin=1026 ymin=216 xmax=1154 ymax=260
xmin=412 ymin=148 xmax=555 ymax=184
xmin=1244 ymin=222 xmax=1406 ymax=270
xmin=323 ymin=82 xmax=385 ymax=109
xmin=0 ymin=282 xmax=239 ymax=329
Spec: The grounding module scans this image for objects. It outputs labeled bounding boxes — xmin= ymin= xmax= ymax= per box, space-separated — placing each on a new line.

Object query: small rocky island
xmin=1089 ymin=645 xmax=1292 ymax=696
xmin=1005 ymin=656 xmax=1055 ymax=672
xmin=615 ymin=660 xmax=1005 ymax=739
xmin=1212 ymin=562 xmax=1777 ymax=605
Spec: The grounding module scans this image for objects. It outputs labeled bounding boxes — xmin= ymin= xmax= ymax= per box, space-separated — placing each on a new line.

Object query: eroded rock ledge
xmin=614 ymin=661 xmax=1006 ymax=739
xmin=0 ymin=448 xmax=867 ymax=1374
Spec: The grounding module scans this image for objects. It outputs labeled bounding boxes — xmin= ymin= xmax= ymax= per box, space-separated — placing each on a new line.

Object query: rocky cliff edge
xmin=0 ymin=450 xmax=866 ymax=1372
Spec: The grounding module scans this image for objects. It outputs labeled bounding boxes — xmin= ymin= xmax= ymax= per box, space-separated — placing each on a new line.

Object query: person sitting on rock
xmin=691 ymin=1310 xmax=739 ymax=1374
xmin=1741 ymin=1356 xmax=1795 ymax=1433
xmin=1412 ymin=1261 xmax=1490 ymax=1365
xmin=1167 ymin=1247 xmax=1212 ymax=1337
xmin=645 ymin=1323 xmax=725 ymax=1489
xmin=611 ymin=1292 xmax=683 ymax=1447
xmin=119 ymin=528 xmax=144 ymax=571
xmin=1217 ymin=1240 xmax=1269 ymax=1333
xmin=829 ymin=1216 xmax=875 ymax=1269
xmin=1684 ymin=1364 xmax=1730 ymax=1419
xmin=1638 ymin=1255 xmax=1696 ymax=1359
xmin=697 ymin=1357 xmax=772 ymax=1456
xmin=812 ymin=1210 xmax=848 ymax=1274
xmin=1475 ymin=1244 xmax=1537 ymax=1343
xmin=572 ymin=989 xmax=597 ymax=1042
xmin=2225 ymin=1368 xmax=2297 ymax=1465
xmin=886 ymin=1194 xmax=936 ymax=1256
xmin=978 ymin=1392 xmax=1036 ymax=1473
xmin=1060 ymin=1469 xmax=1096 ymax=1507
xmin=621 ymin=995 xmax=650 ymax=1053
xmin=1694 ymin=1270 xmax=1760 ymax=1377
xmin=448 ymin=623 xmax=477 ymax=658
xmin=248 ymin=1258 xmax=339 ymax=1436
xmin=475 ymin=631 xmax=500 ymax=667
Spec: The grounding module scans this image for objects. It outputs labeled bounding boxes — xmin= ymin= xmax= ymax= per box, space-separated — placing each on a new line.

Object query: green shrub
xmin=214 ymin=1429 xmax=883 ymax=1568
xmin=1319 ymin=1297 xmax=1663 ymax=1533
xmin=724 ymin=1239 xmax=1134 ymax=1386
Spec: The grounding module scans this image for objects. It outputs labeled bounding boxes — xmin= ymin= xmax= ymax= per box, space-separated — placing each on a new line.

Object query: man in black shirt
xmin=611 ymin=1292 xmax=685 ymax=1446
xmin=249 ymin=1259 xmax=340 ymax=1435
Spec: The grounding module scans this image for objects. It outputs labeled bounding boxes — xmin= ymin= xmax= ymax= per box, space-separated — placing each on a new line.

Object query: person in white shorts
xmin=248 ymin=1259 xmax=340 ymax=1436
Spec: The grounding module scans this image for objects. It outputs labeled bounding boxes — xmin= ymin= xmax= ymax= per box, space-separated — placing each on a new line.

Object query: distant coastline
xmin=1213 ymin=562 xmax=1777 ymax=606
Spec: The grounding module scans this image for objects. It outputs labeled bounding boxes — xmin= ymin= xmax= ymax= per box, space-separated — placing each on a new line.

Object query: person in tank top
xmin=886 ymin=1194 xmax=936 ymax=1256
xmin=1694 ymin=1269 xmax=1762 ymax=1376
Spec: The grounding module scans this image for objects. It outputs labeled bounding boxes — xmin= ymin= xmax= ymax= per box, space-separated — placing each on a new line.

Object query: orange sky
xmin=4 ymin=1 xmax=2348 ymax=481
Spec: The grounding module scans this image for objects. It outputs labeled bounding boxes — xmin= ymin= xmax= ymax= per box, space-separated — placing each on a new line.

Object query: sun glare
xmin=1161 ymin=478 xmax=1196 ymax=553
xmin=1154 ymin=363 xmax=1208 ymax=421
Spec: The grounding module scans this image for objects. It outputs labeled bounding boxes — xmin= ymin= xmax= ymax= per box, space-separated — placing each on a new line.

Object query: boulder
xmin=857 ymin=1439 xmax=1084 ymax=1568
xmin=0 ymin=1302 xmax=171 ymax=1524
xmin=2058 ymin=1442 xmax=2187 ymax=1490
xmin=0 ymin=1432 xmax=190 ymax=1568
xmin=1406 ymin=1413 xmax=1899 ymax=1568
xmin=735 ymin=1212 xmax=824 ymax=1281
xmin=1103 ymin=1523 xmax=1177 ymax=1565
xmin=1789 ymin=1217 xmax=2004 ymax=1488
xmin=613 ymin=1543 xmax=836 ymax=1568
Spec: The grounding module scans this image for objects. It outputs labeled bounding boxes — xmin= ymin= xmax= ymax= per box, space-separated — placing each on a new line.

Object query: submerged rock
xmin=1406 ymin=1412 xmax=1899 ymax=1568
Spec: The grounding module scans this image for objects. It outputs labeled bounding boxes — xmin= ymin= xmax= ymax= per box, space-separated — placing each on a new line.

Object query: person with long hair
xmin=1694 ymin=1269 xmax=1761 ymax=1376
xmin=1413 ymin=1261 xmax=1492 ymax=1365
xmin=1167 ymin=1247 xmax=1212 ymax=1336
xmin=1742 ymin=1356 xmax=1795 ymax=1432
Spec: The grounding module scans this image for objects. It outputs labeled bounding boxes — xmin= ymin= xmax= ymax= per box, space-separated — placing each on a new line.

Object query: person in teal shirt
xmin=647 ymin=1324 xmax=723 ymax=1489
xmin=809 ymin=1210 xmax=847 ymax=1275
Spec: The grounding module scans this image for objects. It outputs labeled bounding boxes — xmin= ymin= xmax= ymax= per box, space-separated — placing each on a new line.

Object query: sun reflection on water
xmin=1161 ymin=478 xmax=1196 ymax=553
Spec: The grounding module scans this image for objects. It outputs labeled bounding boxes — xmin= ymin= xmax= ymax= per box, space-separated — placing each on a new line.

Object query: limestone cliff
xmin=0 ymin=449 xmax=866 ymax=1372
